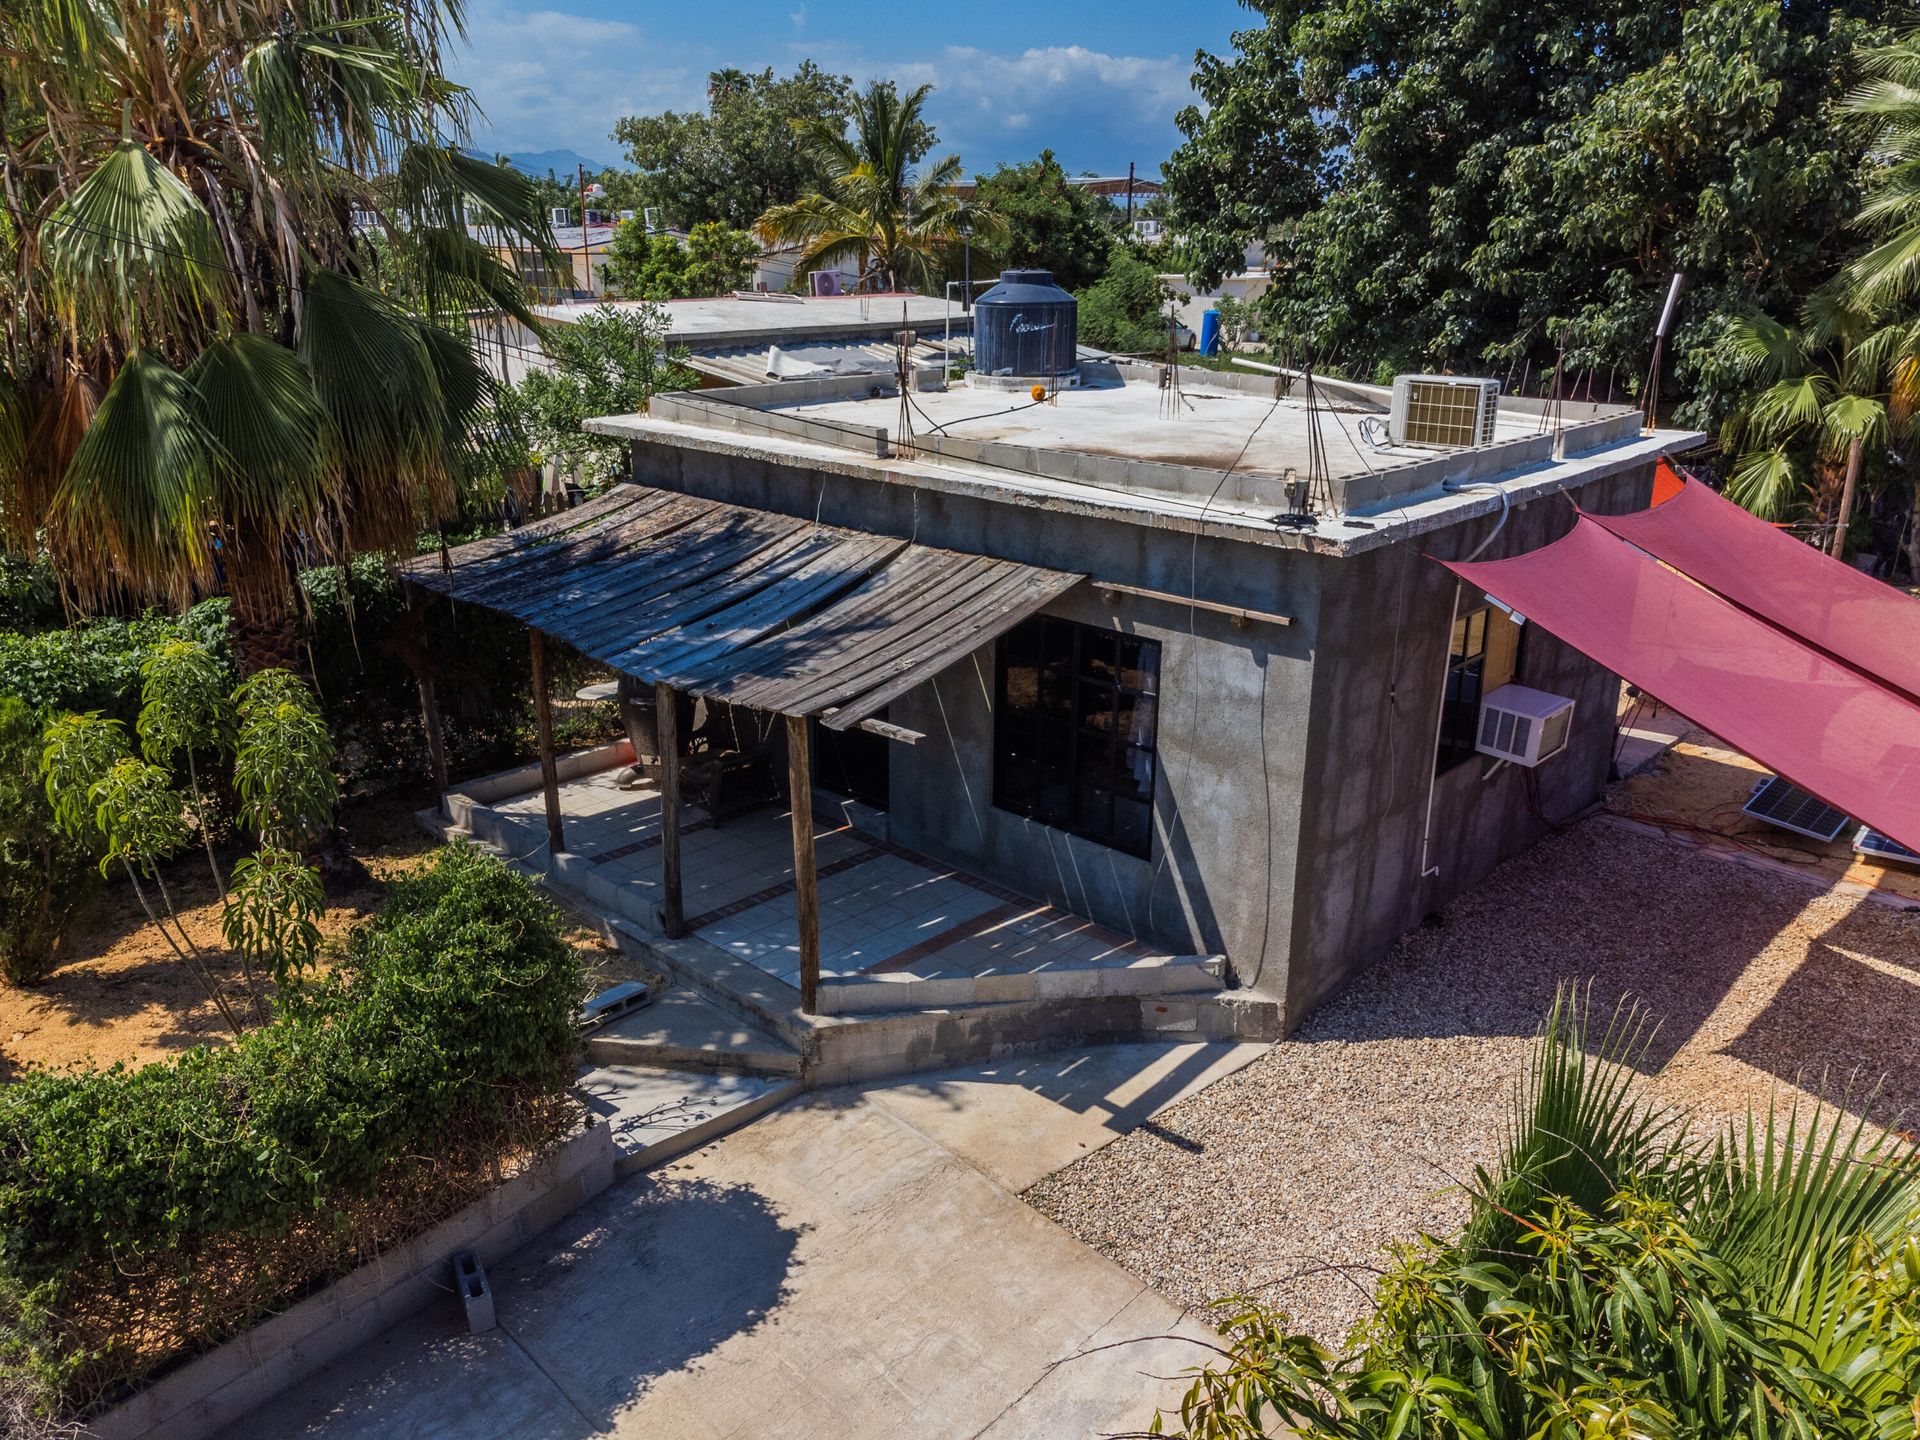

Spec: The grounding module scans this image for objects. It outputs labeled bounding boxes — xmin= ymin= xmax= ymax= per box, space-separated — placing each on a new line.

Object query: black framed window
xmin=1437 ymin=608 xmax=1488 ymax=773
xmin=993 ymin=616 xmax=1160 ymax=858
xmin=811 ymin=712 xmax=890 ymax=810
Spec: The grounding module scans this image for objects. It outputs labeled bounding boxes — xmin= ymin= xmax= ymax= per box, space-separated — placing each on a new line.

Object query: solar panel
xmin=1853 ymin=825 xmax=1920 ymax=867
xmin=1741 ymin=774 xmax=1852 ymax=842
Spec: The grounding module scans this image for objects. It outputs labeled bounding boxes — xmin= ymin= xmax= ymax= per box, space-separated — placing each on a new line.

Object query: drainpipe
xmin=1416 ymin=484 xmax=1512 ymax=880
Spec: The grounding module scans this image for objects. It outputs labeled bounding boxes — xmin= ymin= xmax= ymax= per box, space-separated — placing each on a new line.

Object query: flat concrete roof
xmin=535 ymin=291 xmax=967 ymax=348
xmin=588 ymin=366 xmax=1704 ymax=558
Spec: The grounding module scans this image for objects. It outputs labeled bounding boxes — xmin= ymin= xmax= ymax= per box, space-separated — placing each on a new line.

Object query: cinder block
xmin=452 ymin=1250 xmax=496 ymax=1334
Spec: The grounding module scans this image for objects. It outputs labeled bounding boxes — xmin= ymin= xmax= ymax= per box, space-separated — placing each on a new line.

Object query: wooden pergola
xmin=404 ymin=483 xmax=1081 ymax=1012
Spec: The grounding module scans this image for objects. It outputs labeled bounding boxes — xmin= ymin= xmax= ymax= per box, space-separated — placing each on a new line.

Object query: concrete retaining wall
xmin=86 ymin=1123 xmax=617 ymax=1440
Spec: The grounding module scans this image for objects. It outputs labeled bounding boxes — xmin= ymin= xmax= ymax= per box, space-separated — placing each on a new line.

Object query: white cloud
xmin=450 ymin=13 xmax=1200 ymax=176
xmin=451 ymin=0 xmax=705 ymax=159
xmin=877 ymin=45 xmax=1197 ymax=174
xmin=790 ymin=6 xmax=806 ymax=31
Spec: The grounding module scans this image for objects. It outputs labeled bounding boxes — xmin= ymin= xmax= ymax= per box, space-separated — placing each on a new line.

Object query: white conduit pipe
xmin=1417 ymin=483 xmax=1513 ymax=880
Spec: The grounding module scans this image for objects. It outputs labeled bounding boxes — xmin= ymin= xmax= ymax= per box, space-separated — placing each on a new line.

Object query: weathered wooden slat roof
xmin=402 ymin=484 xmax=1082 ymax=723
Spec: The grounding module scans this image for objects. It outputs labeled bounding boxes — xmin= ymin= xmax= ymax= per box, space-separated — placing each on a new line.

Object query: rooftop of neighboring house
xmin=588 ymin=360 xmax=1703 ymax=558
xmin=536 ymin=291 xmax=971 ymax=347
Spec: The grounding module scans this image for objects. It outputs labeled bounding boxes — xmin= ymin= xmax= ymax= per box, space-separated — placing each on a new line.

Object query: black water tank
xmin=974 ymin=269 xmax=1077 ymax=378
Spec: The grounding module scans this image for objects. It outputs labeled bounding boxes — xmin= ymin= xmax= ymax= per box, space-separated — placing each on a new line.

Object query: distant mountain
xmin=465 ymin=147 xmax=622 ymax=179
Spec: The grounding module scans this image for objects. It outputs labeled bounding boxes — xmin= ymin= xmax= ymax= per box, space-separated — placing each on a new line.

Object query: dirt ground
xmin=0 ymin=792 xmax=644 ymax=1078
xmin=1607 ymin=723 xmax=1920 ymax=904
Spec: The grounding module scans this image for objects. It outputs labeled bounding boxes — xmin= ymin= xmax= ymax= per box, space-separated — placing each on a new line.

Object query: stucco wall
xmin=1280 ymin=464 xmax=1656 ymax=1023
xmin=628 ymin=435 xmax=1659 ymax=1032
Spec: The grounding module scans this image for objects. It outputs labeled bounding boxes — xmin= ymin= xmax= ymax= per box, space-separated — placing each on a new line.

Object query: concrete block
xmin=453 ymin=1251 xmax=496 ymax=1334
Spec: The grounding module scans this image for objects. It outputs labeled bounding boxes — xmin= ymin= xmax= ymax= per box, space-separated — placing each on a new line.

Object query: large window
xmin=993 ymin=616 xmax=1160 ymax=858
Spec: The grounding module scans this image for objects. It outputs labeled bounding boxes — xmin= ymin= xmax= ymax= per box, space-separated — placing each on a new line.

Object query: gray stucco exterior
xmin=619 ymin=425 xmax=1658 ymax=1034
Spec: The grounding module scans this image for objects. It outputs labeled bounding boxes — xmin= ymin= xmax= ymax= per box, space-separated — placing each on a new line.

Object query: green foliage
xmin=221 ymin=848 xmax=322 ymax=986
xmin=0 ymin=843 xmax=582 ymax=1408
xmin=0 ymin=604 xmax=229 ymax=728
xmin=754 ymin=81 xmax=974 ymax=294
xmin=514 ymin=304 xmax=696 ymax=478
xmin=87 ymin=759 xmax=187 ymax=878
xmin=1077 ymin=246 xmax=1176 ymax=355
xmin=612 ymin=63 xmax=893 ymax=231
xmin=37 ymin=713 xmax=129 ymax=843
xmin=0 ymin=699 xmax=98 ymax=985
xmin=601 ymin=220 xmax=758 ymax=300
xmin=136 ymin=638 xmax=230 ymax=768
xmin=1164 ymin=0 xmax=1888 ymax=422
xmin=1156 ymin=992 xmax=1920 ymax=1439
xmin=0 ymin=555 xmax=59 ymax=633
xmin=231 ymin=669 xmax=336 ymax=850
xmin=970 ymin=151 xmax=1116 ymax=292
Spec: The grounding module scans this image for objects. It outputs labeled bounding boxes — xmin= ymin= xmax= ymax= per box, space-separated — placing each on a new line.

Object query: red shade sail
xmin=1588 ymin=475 xmax=1920 ymax=703
xmin=1443 ymin=518 xmax=1920 ymax=852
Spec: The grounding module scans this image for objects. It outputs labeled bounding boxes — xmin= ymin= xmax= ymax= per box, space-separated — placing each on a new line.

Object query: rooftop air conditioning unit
xmin=643 ymin=206 xmax=663 ymax=233
xmin=1390 ymin=375 xmax=1501 ymax=448
xmin=549 ymin=207 xmax=570 ymax=227
xmin=619 ymin=209 xmax=636 ymax=222
xmin=1475 ymin=683 xmax=1574 ymax=767
xmin=809 ymin=270 xmax=844 ymax=297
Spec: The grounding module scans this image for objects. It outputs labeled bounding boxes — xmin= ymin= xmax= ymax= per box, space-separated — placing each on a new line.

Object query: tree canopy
xmin=1164 ymin=0 xmax=1888 ymax=424
xmin=970 ymin=151 xmax=1117 ymax=292
xmin=613 ymin=63 xmax=935 ymax=232
xmin=600 ymin=222 xmax=759 ymax=300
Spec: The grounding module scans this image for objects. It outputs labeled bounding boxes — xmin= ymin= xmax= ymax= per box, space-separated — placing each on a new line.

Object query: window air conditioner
xmin=1390 ymin=375 xmax=1501 ymax=448
xmin=1475 ymin=683 xmax=1574 ymax=767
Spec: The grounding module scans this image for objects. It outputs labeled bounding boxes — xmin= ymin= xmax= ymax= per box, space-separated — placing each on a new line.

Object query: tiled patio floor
xmin=486 ymin=770 xmax=1178 ymax=990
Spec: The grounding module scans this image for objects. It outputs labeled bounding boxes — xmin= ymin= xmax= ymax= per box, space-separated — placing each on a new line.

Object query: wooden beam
xmin=786 ymin=713 xmax=821 ymax=1013
xmin=1091 ymin=577 xmax=1294 ymax=629
xmin=655 ymin=680 xmax=685 ymax=938
xmin=528 ymin=630 xmax=566 ymax=855
xmin=408 ymin=589 xmax=449 ymax=796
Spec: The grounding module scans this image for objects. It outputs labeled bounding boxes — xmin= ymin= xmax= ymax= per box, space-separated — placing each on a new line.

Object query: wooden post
xmin=528 ymin=630 xmax=566 ymax=855
xmin=408 ymin=589 xmax=449 ymax=797
xmin=655 ymin=681 xmax=685 ymax=938
xmin=786 ymin=713 xmax=820 ymax=1013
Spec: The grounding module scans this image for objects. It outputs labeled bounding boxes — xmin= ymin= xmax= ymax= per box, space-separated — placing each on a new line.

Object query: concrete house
xmin=416 ymin=277 xmax=1697 ymax=1078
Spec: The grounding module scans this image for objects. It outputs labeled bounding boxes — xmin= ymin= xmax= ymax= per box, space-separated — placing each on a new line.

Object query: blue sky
xmin=449 ymin=0 xmax=1252 ymax=177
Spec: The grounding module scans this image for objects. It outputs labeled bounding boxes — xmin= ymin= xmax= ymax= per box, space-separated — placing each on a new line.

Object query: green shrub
xmin=0 ymin=604 xmax=230 ymax=729
xmin=301 ymin=557 xmax=613 ymax=792
xmin=0 ymin=842 xmax=582 ymax=1409
xmin=0 ymin=700 xmax=98 ymax=984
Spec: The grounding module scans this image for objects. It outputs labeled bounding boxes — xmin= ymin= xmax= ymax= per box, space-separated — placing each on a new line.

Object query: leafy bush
xmin=0 ymin=603 xmax=230 ymax=729
xmin=0 ymin=700 xmax=98 ymax=984
xmin=1077 ymin=244 xmax=1178 ymax=355
xmin=1159 ymin=992 xmax=1920 ymax=1439
xmin=301 ymin=556 xmax=615 ymax=793
xmin=0 ymin=842 xmax=582 ymax=1410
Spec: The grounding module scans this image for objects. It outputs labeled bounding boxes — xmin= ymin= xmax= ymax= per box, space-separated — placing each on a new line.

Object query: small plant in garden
xmin=0 ymin=699 xmax=98 ymax=984
xmin=88 ymin=758 xmax=242 ymax=1036
xmin=1151 ymin=990 xmax=1920 ymax=1440
xmin=136 ymin=639 xmax=233 ymax=899
xmin=231 ymin=669 xmax=336 ymax=850
xmin=220 ymin=849 xmax=322 ymax=989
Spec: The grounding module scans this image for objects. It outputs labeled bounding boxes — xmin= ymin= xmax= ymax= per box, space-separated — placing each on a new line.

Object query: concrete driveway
xmin=225 ymin=1043 xmax=1262 ymax=1440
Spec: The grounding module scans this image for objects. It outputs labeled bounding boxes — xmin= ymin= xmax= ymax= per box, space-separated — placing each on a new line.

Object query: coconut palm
xmin=0 ymin=0 xmax=559 ymax=671
xmin=1718 ymin=296 xmax=1894 ymax=558
xmin=754 ymin=82 xmax=990 ymax=293
xmin=1842 ymin=29 xmax=1920 ymax=312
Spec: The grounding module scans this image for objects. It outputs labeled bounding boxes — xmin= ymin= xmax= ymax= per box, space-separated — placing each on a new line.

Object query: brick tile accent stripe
xmin=589 ymin=817 xmax=715 ymax=866
xmin=682 ymin=839 xmax=884 ymax=933
xmin=859 ymin=902 xmax=1037 ymax=974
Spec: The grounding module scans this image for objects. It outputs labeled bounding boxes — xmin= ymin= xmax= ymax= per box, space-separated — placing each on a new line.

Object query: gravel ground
xmin=1024 ymin=819 xmax=1920 ymax=1344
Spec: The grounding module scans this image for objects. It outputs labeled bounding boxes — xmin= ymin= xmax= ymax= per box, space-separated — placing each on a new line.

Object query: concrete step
xmin=586 ymin=986 xmax=802 ymax=1077
xmin=816 ymin=952 xmax=1228 ymax=1015
xmin=575 ymin=1063 xmax=803 ymax=1178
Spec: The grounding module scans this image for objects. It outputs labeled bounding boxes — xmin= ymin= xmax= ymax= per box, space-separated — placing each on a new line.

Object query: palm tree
xmin=754 ymin=82 xmax=989 ymax=293
xmin=0 ymin=0 xmax=558 ymax=671
xmin=1718 ymin=296 xmax=1895 ymax=558
xmin=1842 ymin=29 xmax=1920 ymax=312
